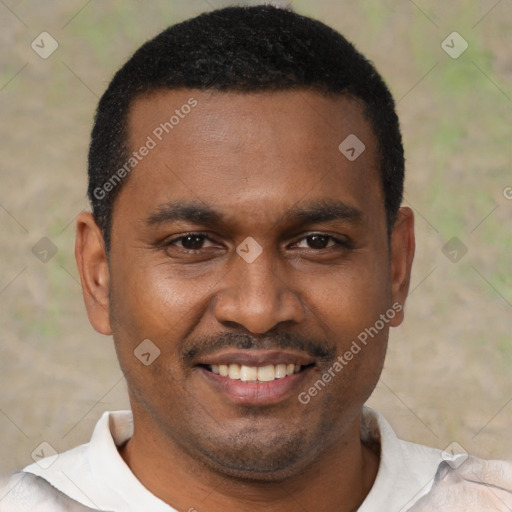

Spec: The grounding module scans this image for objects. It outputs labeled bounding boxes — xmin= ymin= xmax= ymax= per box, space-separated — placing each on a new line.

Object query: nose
xmin=213 ymin=249 xmax=305 ymax=334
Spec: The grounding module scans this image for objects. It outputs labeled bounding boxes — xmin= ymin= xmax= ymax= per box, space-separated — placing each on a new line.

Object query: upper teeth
xmin=210 ymin=363 xmax=301 ymax=382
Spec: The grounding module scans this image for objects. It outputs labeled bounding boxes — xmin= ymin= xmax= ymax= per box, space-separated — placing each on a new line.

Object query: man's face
xmin=85 ymin=89 xmax=412 ymax=479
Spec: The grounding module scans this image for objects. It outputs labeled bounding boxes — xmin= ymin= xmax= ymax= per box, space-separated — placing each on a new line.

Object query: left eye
xmin=295 ymin=235 xmax=339 ymax=249
xmin=172 ymin=234 xmax=213 ymax=250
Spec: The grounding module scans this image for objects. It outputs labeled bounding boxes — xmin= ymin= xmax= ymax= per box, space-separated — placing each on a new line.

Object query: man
xmin=1 ymin=4 xmax=510 ymax=511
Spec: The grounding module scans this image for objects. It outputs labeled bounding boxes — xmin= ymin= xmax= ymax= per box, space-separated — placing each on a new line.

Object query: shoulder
xmin=362 ymin=407 xmax=446 ymax=480
xmin=17 ymin=411 xmax=133 ymax=510
xmin=5 ymin=411 xmax=133 ymax=511
xmin=0 ymin=472 xmax=99 ymax=512
xmin=408 ymin=456 xmax=512 ymax=511
xmin=359 ymin=407 xmax=466 ymax=511
xmin=364 ymin=408 xmax=512 ymax=511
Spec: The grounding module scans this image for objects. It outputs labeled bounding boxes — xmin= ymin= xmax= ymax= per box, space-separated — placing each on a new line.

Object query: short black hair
xmin=88 ymin=5 xmax=404 ymax=251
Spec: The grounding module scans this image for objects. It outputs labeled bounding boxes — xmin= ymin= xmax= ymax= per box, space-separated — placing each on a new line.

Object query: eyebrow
xmin=145 ymin=199 xmax=363 ymax=228
xmin=284 ymin=200 xmax=363 ymax=226
xmin=146 ymin=200 xmax=222 ymax=226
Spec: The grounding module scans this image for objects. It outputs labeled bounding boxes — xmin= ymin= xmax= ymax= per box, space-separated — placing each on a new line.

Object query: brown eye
xmin=179 ymin=234 xmax=207 ymax=250
xmin=307 ymin=235 xmax=330 ymax=249
xmin=296 ymin=234 xmax=336 ymax=250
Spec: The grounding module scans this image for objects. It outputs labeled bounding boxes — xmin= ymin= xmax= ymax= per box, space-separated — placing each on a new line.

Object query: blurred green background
xmin=0 ymin=0 xmax=511 ymax=474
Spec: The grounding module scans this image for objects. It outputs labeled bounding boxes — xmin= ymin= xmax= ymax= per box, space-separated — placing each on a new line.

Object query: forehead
xmin=119 ymin=88 xmax=383 ymax=228
xmin=128 ymin=88 xmax=374 ymax=156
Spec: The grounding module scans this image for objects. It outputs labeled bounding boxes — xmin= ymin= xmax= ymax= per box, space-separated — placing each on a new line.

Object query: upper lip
xmin=196 ymin=349 xmax=316 ymax=367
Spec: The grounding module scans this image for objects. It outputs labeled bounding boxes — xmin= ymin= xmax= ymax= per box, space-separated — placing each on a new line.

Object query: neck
xmin=119 ymin=413 xmax=379 ymax=512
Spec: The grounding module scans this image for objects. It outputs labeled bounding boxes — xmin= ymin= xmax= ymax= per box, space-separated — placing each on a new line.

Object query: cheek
xmin=111 ymin=257 xmax=204 ymax=338
xmin=108 ymin=260 xmax=200 ymax=401
xmin=306 ymin=271 xmax=389 ymax=416
xmin=303 ymin=253 xmax=391 ymax=398
xmin=309 ymin=257 xmax=391 ymax=336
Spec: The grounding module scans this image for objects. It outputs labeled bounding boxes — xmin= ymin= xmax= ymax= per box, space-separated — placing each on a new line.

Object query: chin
xmin=189 ymin=427 xmax=321 ymax=482
xmin=200 ymin=454 xmax=309 ymax=482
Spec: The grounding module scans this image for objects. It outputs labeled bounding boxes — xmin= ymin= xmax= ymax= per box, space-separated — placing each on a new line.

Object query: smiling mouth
xmin=201 ymin=363 xmax=314 ymax=382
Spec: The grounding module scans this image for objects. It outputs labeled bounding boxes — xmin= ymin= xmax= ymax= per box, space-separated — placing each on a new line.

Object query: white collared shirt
xmin=0 ymin=407 xmax=478 ymax=511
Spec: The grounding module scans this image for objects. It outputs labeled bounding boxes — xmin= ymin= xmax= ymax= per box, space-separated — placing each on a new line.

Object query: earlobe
xmin=389 ymin=207 xmax=415 ymax=327
xmin=75 ymin=212 xmax=113 ymax=335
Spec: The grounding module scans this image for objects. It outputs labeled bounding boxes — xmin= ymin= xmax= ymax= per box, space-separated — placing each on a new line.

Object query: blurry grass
xmin=17 ymin=219 xmax=77 ymax=342
xmin=351 ymin=1 xmax=510 ymax=306
xmin=68 ymin=3 xmax=178 ymax=68
xmin=0 ymin=64 xmax=27 ymax=92
xmin=406 ymin=4 xmax=510 ymax=303
xmin=497 ymin=336 xmax=512 ymax=362
xmin=358 ymin=2 xmax=394 ymax=36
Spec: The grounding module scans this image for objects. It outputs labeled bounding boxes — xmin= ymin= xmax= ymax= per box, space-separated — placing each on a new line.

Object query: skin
xmin=75 ymin=89 xmax=415 ymax=512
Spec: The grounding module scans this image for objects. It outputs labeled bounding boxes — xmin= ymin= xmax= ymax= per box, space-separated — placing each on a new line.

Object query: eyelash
xmin=164 ymin=232 xmax=215 ymax=251
xmin=164 ymin=232 xmax=351 ymax=251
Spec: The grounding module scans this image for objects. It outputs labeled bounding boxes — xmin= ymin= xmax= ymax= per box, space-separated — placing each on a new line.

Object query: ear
xmin=388 ymin=207 xmax=415 ymax=327
xmin=75 ymin=212 xmax=112 ymax=335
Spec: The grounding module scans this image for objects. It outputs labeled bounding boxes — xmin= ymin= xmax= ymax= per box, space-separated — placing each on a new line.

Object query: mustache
xmin=181 ymin=329 xmax=335 ymax=365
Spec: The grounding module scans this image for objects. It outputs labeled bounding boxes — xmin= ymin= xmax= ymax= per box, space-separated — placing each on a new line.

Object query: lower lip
xmin=198 ymin=366 xmax=314 ymax=405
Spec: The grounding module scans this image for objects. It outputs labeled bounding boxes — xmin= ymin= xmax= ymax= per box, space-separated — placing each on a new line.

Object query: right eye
xmin=165 ymin=233 xmax=216 ymax=251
